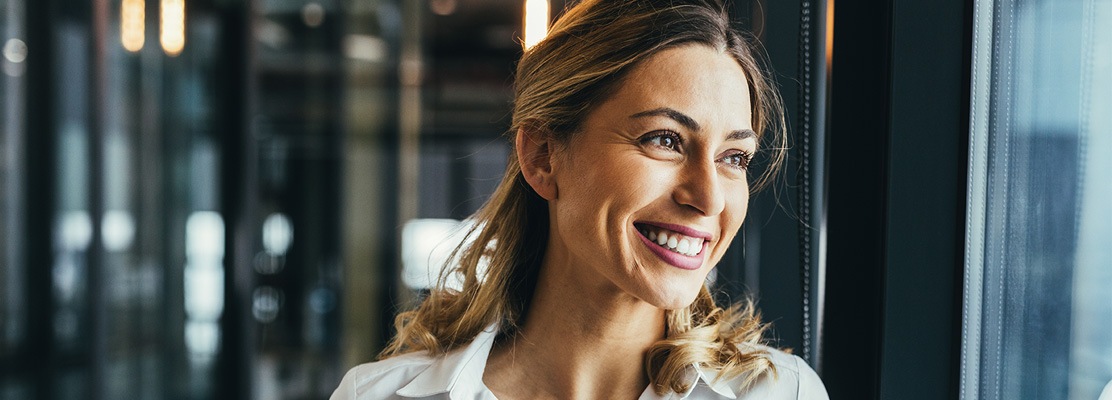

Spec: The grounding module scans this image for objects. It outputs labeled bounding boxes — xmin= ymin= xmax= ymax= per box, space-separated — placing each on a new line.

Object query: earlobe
xmin=516 ymin=127 xmax=559 ymax=200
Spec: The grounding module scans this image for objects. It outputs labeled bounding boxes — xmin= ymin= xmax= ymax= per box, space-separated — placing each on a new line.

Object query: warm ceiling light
xmin=826 ymin=0 xmax=834 ymax=68
xmin=523 ymin=0 xmax=549 ymax=50
xmin=160 ymin=0 xmax=185 ymax=56
xmin=121 ymin=0 xmax=144 ymax=52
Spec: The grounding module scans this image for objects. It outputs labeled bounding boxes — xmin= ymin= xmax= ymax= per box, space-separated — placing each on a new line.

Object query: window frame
xmin=818 ymin=0 xmax=972 ymax=399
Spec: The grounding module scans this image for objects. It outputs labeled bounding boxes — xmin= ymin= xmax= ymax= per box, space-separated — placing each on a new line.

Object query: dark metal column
xmin=86 ymin=0 xmax=109 ymax=397
xmin=217 ymin=0 xmax=257 ymax=398
xmin=23 ymin=0 xmax=58 ymax=397
xmin=795 ymin=0 xmax=830 ymax=368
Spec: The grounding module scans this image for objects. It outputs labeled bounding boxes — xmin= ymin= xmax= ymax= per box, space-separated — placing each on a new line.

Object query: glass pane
xmin=963 ymin=0 xmax=1112 ymax=399
xmin=338 ymin=0 xmax=401 ymax=373
xmin=53 ymin=18 xmax=91 ymax=355
xmin=336 ymin=0 xmax=519 ymax=377
xmin=252 ymin=0 xmax=347 ymax=396
xmin=100 ymin=1 xmax=163 ymax=397
xmin=1 ymin=0 xmax=26 ymax=356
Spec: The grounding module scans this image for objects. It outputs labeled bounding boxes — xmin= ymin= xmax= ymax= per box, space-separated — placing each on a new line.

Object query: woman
xmin=333 ymin=0 xmax=828 ymax=398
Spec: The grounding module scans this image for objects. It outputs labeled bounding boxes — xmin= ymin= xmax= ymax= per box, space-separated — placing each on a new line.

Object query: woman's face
xmin=546 ymin=44 xmax=756 ymax=310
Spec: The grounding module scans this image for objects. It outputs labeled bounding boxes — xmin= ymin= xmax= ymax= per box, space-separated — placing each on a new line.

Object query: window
xmin=963 ymin=0 xmax=1112 ymax=399
xmin=1 ymin=0 xmax=27 ymax=395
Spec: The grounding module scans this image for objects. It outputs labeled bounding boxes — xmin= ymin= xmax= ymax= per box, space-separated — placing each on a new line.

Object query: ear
xmin=516 ymin=126 xmax=559 ymax=200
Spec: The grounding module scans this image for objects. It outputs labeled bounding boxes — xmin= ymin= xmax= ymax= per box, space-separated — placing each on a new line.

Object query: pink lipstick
xmin=634 ymin=223 xmax=707 ymax=270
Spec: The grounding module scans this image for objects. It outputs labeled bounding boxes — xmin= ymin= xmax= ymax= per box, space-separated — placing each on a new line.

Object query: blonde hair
xmin=381 ymin=0 xmax=787 ymax=394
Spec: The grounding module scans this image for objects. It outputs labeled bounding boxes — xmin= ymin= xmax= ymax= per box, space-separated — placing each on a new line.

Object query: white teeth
xmin=677 ymin=239 xmax=691 ymax=254
xmin=691 ymin=240 xmax=704 ymax=255
xmin=640 ymin=226 xmax=704 ymax=257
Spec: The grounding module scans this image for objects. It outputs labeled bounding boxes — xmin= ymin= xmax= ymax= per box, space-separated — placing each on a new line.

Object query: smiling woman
xmin=535 ymin=45 xmax=757 ymax=312
xmin=332 ymin=0 xmax=828 ymax=399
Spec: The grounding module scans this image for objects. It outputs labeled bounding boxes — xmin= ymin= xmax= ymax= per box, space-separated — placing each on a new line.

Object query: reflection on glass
xmin=1 ymin=0 xmax=25 ymax=355
xmin=262 ymin=212 xmax=293 ymax=256
xmin=57 ymin=210 xmax=93 ymax=252
xmin=2 ymin=38 xmax=26 ymax=77
xmin=1 ymin=38 xmax=26 ymax=63
xmin=184 ymin=211 xmax=224 ymax=362
xmin=1068 ymin=0 xmax=1112 ymax=395
xmin=101 ymin=210 xmax=135 ymax=252
xmin=252 ymin=286 xmax=282 ymax=323
xmin=963 ymin=0 xmax=1112 ymax=399
xmin=184 ymin=320 xmax=220 ymax=362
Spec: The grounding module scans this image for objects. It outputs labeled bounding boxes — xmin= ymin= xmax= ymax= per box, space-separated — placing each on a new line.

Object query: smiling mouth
xmin=634 ymin=223 xmax=706 ymax=257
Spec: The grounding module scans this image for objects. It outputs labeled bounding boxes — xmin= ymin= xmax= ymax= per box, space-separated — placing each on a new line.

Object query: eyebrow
xmin=630 ymin=107 xmax=756 ymax=141
xmin=727 ymin=129 xmax=756 ymax=141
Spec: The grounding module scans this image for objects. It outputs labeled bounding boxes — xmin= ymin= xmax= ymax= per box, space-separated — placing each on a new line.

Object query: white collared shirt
xmin=331 ymin=325 xmax=829 ymax=399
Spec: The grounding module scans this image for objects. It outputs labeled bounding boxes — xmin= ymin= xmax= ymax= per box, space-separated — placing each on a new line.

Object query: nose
xmin=672 ymin=157 xmax=727 ymax=216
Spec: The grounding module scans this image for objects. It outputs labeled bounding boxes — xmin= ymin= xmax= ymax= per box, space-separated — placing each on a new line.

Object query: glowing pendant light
xmin=121 ymin=0 xmax=145 ymax=52
xmin=160 ymin=0 xmax=185 ymax=56
xmin=523 ymin=0 xmax=549 ymax=50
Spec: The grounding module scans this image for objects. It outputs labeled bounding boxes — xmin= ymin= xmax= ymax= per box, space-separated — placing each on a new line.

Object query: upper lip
xmin=634 ymin=221 xmax=713 ymax=240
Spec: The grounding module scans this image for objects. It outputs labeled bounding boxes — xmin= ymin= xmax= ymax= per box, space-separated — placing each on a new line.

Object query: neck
xmin=484 ymin=250 xmax=667 ymax=400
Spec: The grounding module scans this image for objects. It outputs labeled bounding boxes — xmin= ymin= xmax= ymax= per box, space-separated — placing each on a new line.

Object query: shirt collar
xmin=395 ymin=325 xmax=500 ymax=398
xmin=393 ymin=324 xmax=738 ymax=399
xmin=688 ymin=365 xmax=738 ymax=399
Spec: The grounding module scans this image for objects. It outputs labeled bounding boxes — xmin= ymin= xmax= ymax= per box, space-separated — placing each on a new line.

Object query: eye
xmin=641 ymin=131 xmax=682 ymax=151
xmin=720 ymin=151 xmax=753 ymax=170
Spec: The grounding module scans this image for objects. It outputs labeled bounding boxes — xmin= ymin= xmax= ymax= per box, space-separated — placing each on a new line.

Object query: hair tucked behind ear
xmin=381 ymin=0 xmax=786 ymax=395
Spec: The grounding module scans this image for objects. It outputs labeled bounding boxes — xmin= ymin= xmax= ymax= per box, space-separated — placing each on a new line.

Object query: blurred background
xmin=3 ymin=0 xmax=828 ymax=398
xmin=2 ymin=0 xmax=1111 ymax=399
xmin=0 ymin=0 xmax=567 ymax=398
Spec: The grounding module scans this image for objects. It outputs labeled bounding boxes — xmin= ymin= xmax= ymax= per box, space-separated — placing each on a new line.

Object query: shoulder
xmin=329 ymin=352 xmax=437 ymax=400
xmin=694 ymin=345 xmax=829 ymax=400
xmin=737 ymin=346 xmax=828 ymax=400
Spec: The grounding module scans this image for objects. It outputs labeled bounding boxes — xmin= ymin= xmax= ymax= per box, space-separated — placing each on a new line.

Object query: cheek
xmin=553 ymin=154 xmax=641 ymax=233
xmin=567 ymin=154 xmax=664 ymax=208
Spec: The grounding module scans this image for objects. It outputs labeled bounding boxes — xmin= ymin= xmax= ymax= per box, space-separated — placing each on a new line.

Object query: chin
xmin=648 ymin=284 xmax=705 ymax=311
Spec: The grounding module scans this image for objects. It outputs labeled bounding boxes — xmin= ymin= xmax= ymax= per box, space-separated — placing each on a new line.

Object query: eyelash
xmin=640 ymin=130 xmax=754 ymax=171
xmin=642 ymin=130 xmax=683 ymax=151
xmin=721 ymin=151 xmax=753 ymax=170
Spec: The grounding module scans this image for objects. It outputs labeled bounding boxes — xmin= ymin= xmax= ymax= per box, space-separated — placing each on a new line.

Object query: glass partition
xmin=963 ymin=0 xmax=1112 ymax=398
xmin=0 ymin=0 xmax=26 ymax=396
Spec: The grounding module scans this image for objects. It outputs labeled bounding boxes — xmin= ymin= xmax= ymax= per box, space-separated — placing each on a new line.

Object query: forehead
xmin=606 ymin=44 xmax=754 ymax=129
